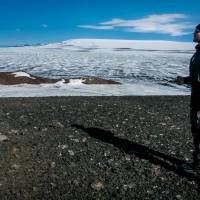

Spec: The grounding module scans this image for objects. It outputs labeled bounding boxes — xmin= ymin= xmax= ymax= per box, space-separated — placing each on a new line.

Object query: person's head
xmin=193 ymin=24 xmax=200 ymax=43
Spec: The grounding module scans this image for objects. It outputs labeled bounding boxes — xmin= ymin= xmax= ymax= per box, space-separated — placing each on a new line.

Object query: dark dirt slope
xmin=0 ymin=72 xmax=120 ymax=85
xmin=0 ymin=96 xmax=199 ymax=199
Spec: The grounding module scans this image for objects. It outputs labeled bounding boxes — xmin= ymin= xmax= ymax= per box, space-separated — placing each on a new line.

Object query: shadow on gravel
xmin=71 ymin=124 xmax=200 ymax=191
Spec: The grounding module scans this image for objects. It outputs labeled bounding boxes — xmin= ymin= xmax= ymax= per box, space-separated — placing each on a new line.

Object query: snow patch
xmin=68 ymin=79 xmax=84 ymax=85
xmin=11 ymin=72 xmax=36 ymax=79
xmin=0 ymin=133 xmax=8 ymax=142
xmin=0 ymin=82 xmax=190 ymax=97
xmin=54 ymin=79 xmax=66 ymax=88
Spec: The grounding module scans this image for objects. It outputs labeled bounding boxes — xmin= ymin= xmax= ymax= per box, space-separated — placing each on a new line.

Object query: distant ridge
xmin=1 ymin=39 xmax=194 ymax=51
xmin=0 ymin=43 xmax=46 ymax=48
xmin=43 ymin=39 xmax=195 ymax=51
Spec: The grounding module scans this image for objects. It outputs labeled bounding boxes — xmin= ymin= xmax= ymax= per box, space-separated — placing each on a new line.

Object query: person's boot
xmin=179 ymin=147 xmax=200 ymax=175
xmin=179 ymin=161 xmax=200 ymax=175
xmin=180 ymin=112 xmax=200 ymax=174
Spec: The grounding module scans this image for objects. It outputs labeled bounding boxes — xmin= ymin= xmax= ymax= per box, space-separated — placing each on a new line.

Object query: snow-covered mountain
xmin=43 ymin=39 xmax=194 ymax=51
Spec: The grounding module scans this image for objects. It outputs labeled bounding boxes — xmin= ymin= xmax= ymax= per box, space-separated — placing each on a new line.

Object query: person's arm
xmin=182 ymin=75 xmax=200 ymax=86
xmin=183 ymin=76 xmax=192 ymax=84
xmin=175 ymin=76 xmax=191 ymax=85
xmin=175 ymin=76 xmax=200 ymax=86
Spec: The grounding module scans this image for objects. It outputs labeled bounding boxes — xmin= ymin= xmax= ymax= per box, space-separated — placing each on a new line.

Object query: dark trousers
xmin=190 ymin=107 xmax=200 ymax=163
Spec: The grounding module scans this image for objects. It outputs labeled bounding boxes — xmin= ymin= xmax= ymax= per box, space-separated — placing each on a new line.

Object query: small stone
xmin=11 ymin=147 xmax=19 ymax=157
xmin=144 ymin=140 xmax=151 ymax=145
xmin=41 ymin=128 xmax=48 ymax=132
xmin=151 ymin=166 xmax=161 ymax=176
xmin=68 ymin=150 xmax=75 ymax=156
xmin=164 ymin=190 xmax=170 ymax=194
xmin=11 ymin=164 xmax=20 ymax=170
xmin=151 ymin=135 xmax=157 ymax=138
xmin=73 ymin=180 xmax=79 ymax=186
xmin=50 ymin=162 xmax=56 ymax=168
xmin=146 ymin=189 xmax=153 ymax=194
xmin=185 ymin=157 xmax=190 ymax=161
xmin=189 ymin=181 xmax=195 ymax=185
xmin=123 ymin=185 xmax=128 ymax=190
xmin=0 ymin=134 xmax=8 ymax=142
xmin=58 ymin=144 xmax=68 ymax=149
xmin=69 ymin=162 xmax=76 ymax=168
xmin=91 ymin=181 xmax=104 ymax=190
xmin=32 ymin=187 xmax=37 ymax=192
xmin=50 ymin=182 xmax=56 ymax=187
xmin=125 ymin=155 xmax=131 ymax=161
xmin=171 ymin=151 xmax=176 ymax=155
xmin=123 ymin=183 xmax=135 ymax=190
xmin=176 ymin=194 xmax=182 ymax=199
xmin=71 ymin=138 xmax=79 ymax=143
xmin=82 ymin=137 xmax=87 ymax=142
xmin=160 ymin=177 xmax=166 ymax=181
xmin=104 ymin=150 xmax=110 ymax=157
xmin=50 ymin=121 xmax=64 ymax=128
xmin=10 ymin=129 xmax=18 ymax=134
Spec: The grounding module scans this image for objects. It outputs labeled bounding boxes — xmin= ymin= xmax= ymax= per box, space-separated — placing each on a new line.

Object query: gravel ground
xmin=0 ymin=96 xmax=199 ymax=200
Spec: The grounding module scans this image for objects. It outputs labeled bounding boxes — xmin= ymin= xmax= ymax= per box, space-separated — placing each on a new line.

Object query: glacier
xmin=0 ymin=39 xmax=195 ymax=97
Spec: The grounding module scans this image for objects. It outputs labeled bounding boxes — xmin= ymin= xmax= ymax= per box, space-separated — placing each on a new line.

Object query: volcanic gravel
xmin=0 ymin=96 xmax=199 ymax=200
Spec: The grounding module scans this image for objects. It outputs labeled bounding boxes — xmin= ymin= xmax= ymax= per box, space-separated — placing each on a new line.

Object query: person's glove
xmin=175 ymin=76 xmax=184 ymax=85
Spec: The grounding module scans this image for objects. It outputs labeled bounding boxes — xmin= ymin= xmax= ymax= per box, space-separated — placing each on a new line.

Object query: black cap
xmin=196 ymin=24 xmax=200 ymax=32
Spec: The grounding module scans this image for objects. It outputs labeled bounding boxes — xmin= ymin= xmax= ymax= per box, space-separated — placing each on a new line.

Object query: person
xmin=175 ymin=24 xmax=200 ymax=174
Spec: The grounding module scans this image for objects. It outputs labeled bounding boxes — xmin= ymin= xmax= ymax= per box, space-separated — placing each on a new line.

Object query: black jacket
xmin=184 ymin=44 xmax=200 ymax=109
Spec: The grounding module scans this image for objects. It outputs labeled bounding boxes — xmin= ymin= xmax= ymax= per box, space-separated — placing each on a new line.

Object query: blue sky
xmin=0 ymin=0 xmax=199 ymax=46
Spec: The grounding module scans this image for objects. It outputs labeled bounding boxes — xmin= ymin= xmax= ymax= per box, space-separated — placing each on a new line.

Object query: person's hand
xmin=175 ymin=76 xmax=184 ymax=85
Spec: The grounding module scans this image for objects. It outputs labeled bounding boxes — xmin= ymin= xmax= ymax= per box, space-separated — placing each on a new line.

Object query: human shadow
xmin=71 ymin=124 xmax=200 ymax=188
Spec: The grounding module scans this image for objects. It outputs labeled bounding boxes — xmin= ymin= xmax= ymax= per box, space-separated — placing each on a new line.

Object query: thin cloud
xmin=78 ymin=25 xmax=113 ymax=30
xmin=100 ymin=18 xmax=125 ymax=25
xmin=79 ymin=14 xmax=194 ymax=36
xmin=41 ymin=24 xmax=48 ymax=28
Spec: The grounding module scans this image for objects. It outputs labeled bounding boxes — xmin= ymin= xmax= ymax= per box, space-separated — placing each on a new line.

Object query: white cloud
xmin=79 ymin=14 xmax=194 ymax=36
xmin=100 ymin=18 xmax=126 ymax=25
xmin=41 ymin=24 xmax=48 ymax=28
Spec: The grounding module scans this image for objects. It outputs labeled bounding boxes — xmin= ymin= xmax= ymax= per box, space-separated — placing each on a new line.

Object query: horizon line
xmin=0 ymin=37 xmax=194 ymax=47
